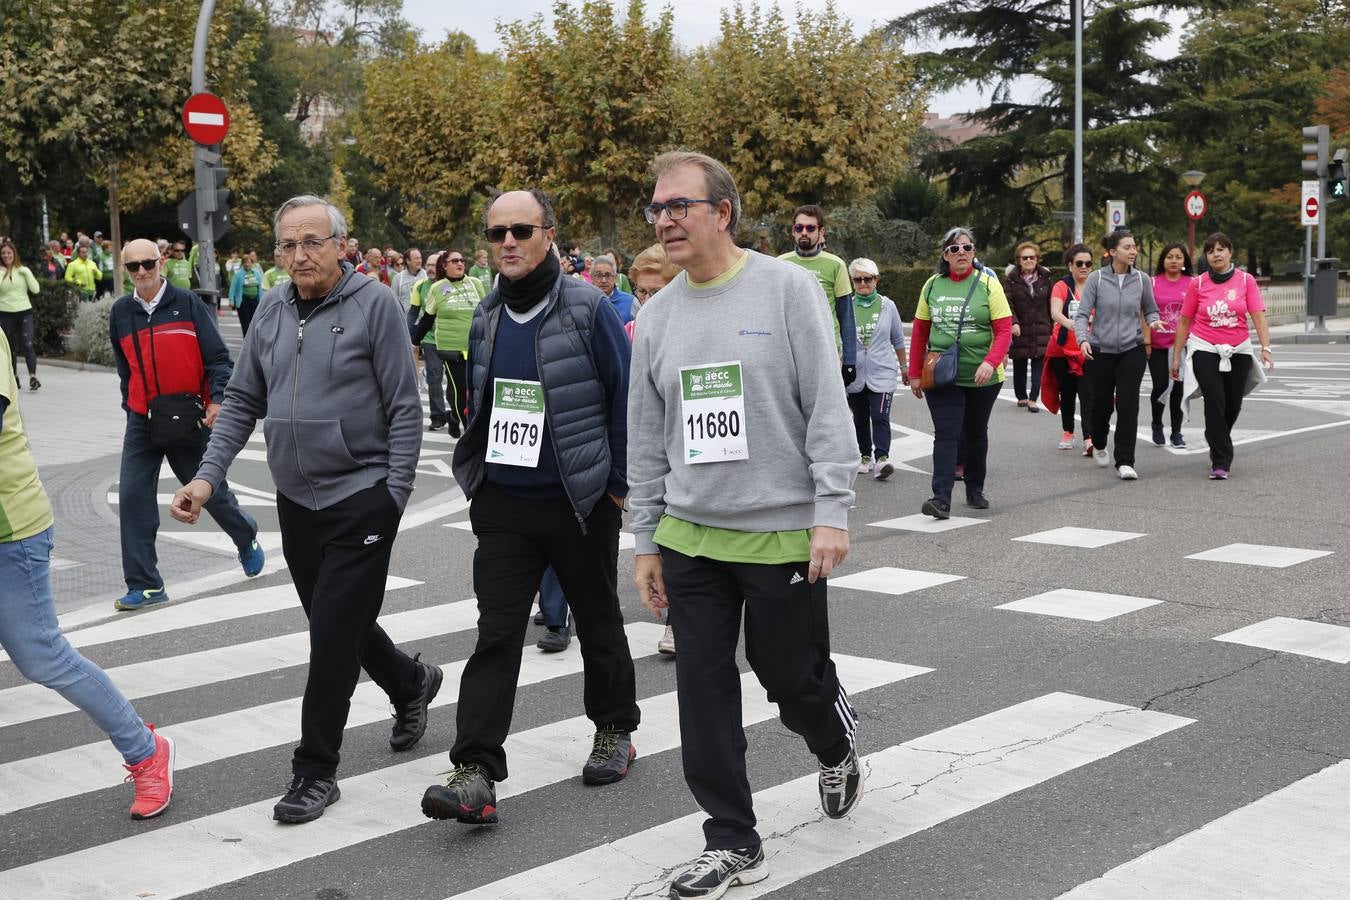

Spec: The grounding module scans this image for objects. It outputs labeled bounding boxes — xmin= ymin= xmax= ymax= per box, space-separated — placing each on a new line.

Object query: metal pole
xmin=1073 ymin=0 xmax=1083 ymax=244
xmin=1188 ymin=219 xmax=1195 ymax=267
xmin=41 ymin=195 xmax=49 ymax=246
xmin=1304 ymin=225 xmax=1313 ymax=332
xmin=1317 ymin=176 xmax=1328 ymax=262
xmin=191 ymin=0 xmax=220 ymax=305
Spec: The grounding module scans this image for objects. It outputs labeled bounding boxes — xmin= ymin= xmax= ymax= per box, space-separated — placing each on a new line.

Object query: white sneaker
xmin=1057 ymin=432 xmax=1074 ymax=450
xmin=857 ymin=456 xmax=873 ymax=475
xmin=873 ymin=456 xmax=894 ymax=481
xmin=1118 ymin=464 xmax=1138 ymax=480
xmin=1094 ymin=449 xmax=1110 ymax=467
xmin=657 ymin=624 xmax=675 ymax=656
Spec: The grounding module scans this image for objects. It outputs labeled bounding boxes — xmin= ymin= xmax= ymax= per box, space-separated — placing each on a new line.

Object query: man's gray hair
xmin=649 ymin=151 xmax=742 ymax=233
xmin=273 ymin=195 xmax=349 ymax=242
xmin=591 ymin=254 xmax=616 ymax=270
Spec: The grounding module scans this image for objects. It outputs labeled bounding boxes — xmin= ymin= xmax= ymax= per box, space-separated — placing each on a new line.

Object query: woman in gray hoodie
xmin=1073 ymin=229 xmax=1163 ymax=480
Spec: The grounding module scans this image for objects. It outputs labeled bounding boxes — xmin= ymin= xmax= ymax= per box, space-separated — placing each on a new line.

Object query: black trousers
xmin=237 ymin=297 xmax=259 ymax=337
xmin=276 ymin=482 xmax=421 ymax=780
xmin=1048 ymin=357 xmax=1092 ymax=438
xmin=1146 ymin=346 xmax=1184 ymax=435
xmin=1011 ymin=355 xmax=1043 ymax=401
xmin=0 ymin=310 xmax=37 ymax=377
xmin=452 ymin=481 xmax=638 ymax=782
xmin=443 ymin=350 xmax=469 ymax=432
xmin=925 ymin=381 xmax=1001 ymax=502
xmin=1087 ymin=344 xmax=1147 ymax=467
xmin=1191 ymin=350 xmax=1253 ymax=470
xmin=662 ymin=547 xmax=854 ymax=850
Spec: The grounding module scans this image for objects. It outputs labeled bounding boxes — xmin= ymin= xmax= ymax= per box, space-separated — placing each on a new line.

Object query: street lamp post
xmin=1182 ymin=169 xmax=1206 ymax=262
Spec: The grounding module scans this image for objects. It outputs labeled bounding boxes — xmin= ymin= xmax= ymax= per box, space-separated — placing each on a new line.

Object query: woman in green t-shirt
xmin=906 ymin=227 xmax=1014 ymax=519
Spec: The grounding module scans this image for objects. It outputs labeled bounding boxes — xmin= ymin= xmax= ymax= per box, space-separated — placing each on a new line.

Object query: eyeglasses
xmin=275 ymin=234 xmax=337 ymax=257
xmin=592 ymin=270 xmax=616 ymax=279
xmin=1071 ymin=259 xmax=1094 ymax=268
xmin=792 ymin=223 xmax=820 ymax=234
xmin=483 ymin=223 xmax=549 ymax=243
xmin=124 ymin=259 xmax=158 ymax=273
xmin=642 ymin=199 xmax=717 ymax=225
xmin=446 ymin=257 xmax=465 ymax=264
xmin=944 ymin=243 xmax=975 ymax=254
xmin=1019 ymin=255 xmax=1037 ymax=261
xmin=634 ymin=286 xmax=655 ymax=298
xmin=852 ymin=275 xmax=877 ymax=284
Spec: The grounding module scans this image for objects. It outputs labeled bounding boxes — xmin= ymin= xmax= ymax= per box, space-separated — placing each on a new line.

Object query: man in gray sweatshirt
xmin=169 ymin=196 xmax=442 ymax=825
xmin=628 ymin=152 xmax=862 ymax=899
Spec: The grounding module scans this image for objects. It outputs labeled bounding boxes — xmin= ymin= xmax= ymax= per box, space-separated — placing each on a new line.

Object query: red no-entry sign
xmin=182 ymin=93 xmax=230 ymax=145
xmin=1306 ymin=196 xmax=1320 ymax=221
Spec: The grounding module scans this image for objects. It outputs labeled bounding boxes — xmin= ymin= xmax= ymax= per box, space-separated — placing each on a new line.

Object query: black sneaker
xmin=536 ymin=625 xmax=571 ymax=652
xmin=273 ymin=775 xmax=340 ymax=824
xmin=818 ymin=746 xmax=864 ymax=819
xmin=29 ymin=376 xmax=40 ymax=391
xmin=533 ymin=609 xmax=546 ymax=626
xmin=581 ymin=726 xmax=635 ymax=785
xmin=428 ymin=420 xmax=444 ymax=432
xmin=447 ymin=419 xmax=462 ymax=438
xmin=669 ymin=846 xmax=768 ymax=898
xmin=921 ymin=497 xmax=950 ymax=520
xmin=389 ymin=653 xmax=443 ymax=752
xmin=1170 ymin=432 xmax=1186 ymax=448
xmin=421 ymin=763 xmax=498 ymax=824
xmin=965 ymin=490 xmax=989 ymax=510
xmin=1152 ymin=421 xmax=1165 ymax=447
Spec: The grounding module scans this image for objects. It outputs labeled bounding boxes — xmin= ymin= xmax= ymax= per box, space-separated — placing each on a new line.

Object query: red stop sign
xmin=182 ymin=93 xmax=230 ymax=145
xmin=1306 ymin=196 xmax=1320 ymax=220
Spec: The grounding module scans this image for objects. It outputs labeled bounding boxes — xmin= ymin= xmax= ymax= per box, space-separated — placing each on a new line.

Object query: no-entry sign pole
xmin=191 ymin=0 xmax=222 ymax=305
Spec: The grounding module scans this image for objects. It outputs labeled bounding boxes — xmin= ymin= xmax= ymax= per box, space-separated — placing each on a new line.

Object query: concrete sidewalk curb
xmin=37 ymin=356 xmax=117 ymax=374
xmin=1270 ymin=333 xmax=1348 ymax=344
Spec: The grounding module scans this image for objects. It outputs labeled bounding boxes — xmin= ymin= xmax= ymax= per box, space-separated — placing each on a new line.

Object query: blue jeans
xmin=538 ymin=566 xmax=570 ymax=627
xmin=120 ymin=412 xmax=257 ymax=592
xmin=0 ymin=527 xmax=155 ymax=764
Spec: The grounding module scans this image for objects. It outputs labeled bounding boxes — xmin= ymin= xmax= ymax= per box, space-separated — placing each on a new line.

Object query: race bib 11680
xmin=487 ymin=378 xmax=545 ymax=468
xmin=679 ymin=361 xmax=749 ymax=464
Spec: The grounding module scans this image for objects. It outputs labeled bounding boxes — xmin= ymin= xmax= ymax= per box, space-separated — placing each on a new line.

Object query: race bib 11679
xmin=487 ymin=378 xmax=545 ymax=468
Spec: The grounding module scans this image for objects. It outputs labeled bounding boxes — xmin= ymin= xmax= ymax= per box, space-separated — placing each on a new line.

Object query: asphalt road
xmin=2 ymin=342 xmax=1348 ymax=899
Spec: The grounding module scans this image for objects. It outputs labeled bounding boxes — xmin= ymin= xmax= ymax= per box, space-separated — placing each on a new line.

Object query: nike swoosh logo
xmin=363 ymin=535 xmax=382 ymax=545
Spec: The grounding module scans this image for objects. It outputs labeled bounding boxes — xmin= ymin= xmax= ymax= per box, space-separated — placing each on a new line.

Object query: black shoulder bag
xmin=129 ymin=306 xmax=206 ymax=448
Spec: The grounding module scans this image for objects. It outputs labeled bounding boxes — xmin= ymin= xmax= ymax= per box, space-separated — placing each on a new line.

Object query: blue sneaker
xmin=116 ymin=587 xmax=169 ymax=611
xmin=239 ymin=540 xmax=265 ymax=577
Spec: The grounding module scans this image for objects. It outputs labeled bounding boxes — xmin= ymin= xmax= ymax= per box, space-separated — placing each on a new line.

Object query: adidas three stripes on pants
xmin=660 ymin=547 xmax=857 ymax=851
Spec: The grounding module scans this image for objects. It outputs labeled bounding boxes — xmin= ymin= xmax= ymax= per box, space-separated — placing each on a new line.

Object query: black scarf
xmin=497 ymin=250 xmax=560 ymax=313
xmin=1210 ymin=266 xmax=1237 ymax=284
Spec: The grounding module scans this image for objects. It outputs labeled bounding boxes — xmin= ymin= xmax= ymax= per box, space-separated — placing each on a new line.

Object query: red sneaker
xmin=124 ymin=725 xmax=175 ymax=819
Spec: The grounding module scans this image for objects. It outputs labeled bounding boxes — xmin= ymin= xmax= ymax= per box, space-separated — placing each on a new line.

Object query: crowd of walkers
xmin=0 ymin=147 xmax=1279 ymax=899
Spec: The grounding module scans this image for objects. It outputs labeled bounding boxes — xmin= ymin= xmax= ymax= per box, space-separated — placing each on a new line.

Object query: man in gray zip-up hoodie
xmin=170 ymin=196 xmax=442 ymax=825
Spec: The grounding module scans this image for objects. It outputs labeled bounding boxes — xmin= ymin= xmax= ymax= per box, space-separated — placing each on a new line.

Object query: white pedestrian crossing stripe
xmin=0 ymin=599 xmax=481 ymax=728
xmin=998 ymin=589 xmax=1163 ymax=622
xmin=1014 ymin=527 xmax=1146 ymax=549
xmin=1060 ymin=760 xmax=1350 ymax=898
xmin=1214 ymin=616 xmax=1350 ymax=663
xmin=868 ymin=513 xmax=989 ymax=533
xmin=830 ymin=566 xmax=965 ymax=596
xmin=455 ymin=693 xmax=1191 ymax=900
xmin=1185 ymin=542 xmax=1333 ymax=568
xmin=0 ymin=654 xmax=928 ymax=897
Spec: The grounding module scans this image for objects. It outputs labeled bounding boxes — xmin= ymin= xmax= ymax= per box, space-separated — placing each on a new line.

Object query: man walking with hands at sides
xmin=109 ymin=238 xmax=263 ymax=611
xmin=629 ymin=152 xmax=862 ymax=900
xmin=170 ymin=196 xmax=441 ymax=825
xmin=420 ymin=188 xmax=639 ymax=826
xmin=778 ymin=204 xmax=858 ymax=387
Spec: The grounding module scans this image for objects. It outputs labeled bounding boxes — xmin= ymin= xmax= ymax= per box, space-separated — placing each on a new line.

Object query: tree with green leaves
xmin=683 ymin=1 xmax=924 ymax=233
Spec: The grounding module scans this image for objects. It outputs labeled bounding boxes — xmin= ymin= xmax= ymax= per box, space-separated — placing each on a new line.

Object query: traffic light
xmin=1330 ymin=148 xmax=1348 ymax=201
xmin=1303 ymin=124 xmax=1329 ymax=178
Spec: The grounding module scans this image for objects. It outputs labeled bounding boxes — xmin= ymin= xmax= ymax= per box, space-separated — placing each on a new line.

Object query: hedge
xmin=31 ymin=279 xmax=82 ymax=356
xmin=73 ymin=297 xmax=118 ymax=368
xmin=873 ymin=265 xmax=1071 ymax=321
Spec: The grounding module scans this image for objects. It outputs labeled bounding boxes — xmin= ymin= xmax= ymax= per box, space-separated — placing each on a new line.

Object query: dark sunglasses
xmin=792 ymin=223 xmax=819 ymax=234
xmin=1072 ymin=259 xmax=1094 ymax=268
xmin=944 ymin=243 xmax=975 ymax=254
xmin=1019 ymin=255 xmax=1038 ymax=261
xmin=852 ymin=275 xmax=877 ymax=284
xmin=484 ymin=223 xmax=548 ymax=243
xmin=124 ymin=259 xmax=159 ymax=272
xmin=445 ymin=257 xmax=465 ymax=264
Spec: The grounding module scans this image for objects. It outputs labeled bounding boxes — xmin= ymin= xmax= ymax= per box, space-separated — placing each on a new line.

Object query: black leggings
xmin=1146 ymin=347 xmax=1183 ymax=434
xmin=1048 ymin=356 xmax=1091 ymax=438
xmin=0 ymin=310 xmax=37 ymax=377
xmin=1012 ymin=356 xmax=1043 ymax=402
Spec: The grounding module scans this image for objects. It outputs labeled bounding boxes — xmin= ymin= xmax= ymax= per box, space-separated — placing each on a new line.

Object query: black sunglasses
xmin=1072 ymin=259 xmax=1094 ymax=268
xmin=483 ymin=223 xmax=548 ymax=243
xmin=793 ymin=223 xmax=819 ymax=234
xmin=124 ymin=259 xmax=158 ymax=272
xmin=445 ymin=257 xmax=465 ymax=264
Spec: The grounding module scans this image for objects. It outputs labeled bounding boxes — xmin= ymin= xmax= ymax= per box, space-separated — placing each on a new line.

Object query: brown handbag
xmin=918 ymin=271 xmax=979 ymax=390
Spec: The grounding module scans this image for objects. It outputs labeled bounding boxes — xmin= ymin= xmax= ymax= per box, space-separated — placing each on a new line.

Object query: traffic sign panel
xmin=1301 ymin=180 xmax=1320 ymax=226
xmin=182 ymin=93 xmax=230 ymax=145
xmin=1185 ymin=191 xmax=1207 ymax=221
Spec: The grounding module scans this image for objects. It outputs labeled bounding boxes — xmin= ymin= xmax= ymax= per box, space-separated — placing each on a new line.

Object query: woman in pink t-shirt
xmin=1149 ymin=243 xmax=1192 ymax=448
xmin=1171 ymin=232 xmax=1274 ymax=479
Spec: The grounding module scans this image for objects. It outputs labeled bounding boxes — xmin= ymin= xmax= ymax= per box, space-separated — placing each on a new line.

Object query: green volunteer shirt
xmin=648 ymin=250 xmax=812 ymax=565
xmin=263 ymin=266 xmax=290 ymax=290
xmin=0 ymin=332 xmax=55 ymax=542
xmin=424 ymin=276 xmax=484 ymax=352
xmin=163 ymin=256 xmax=192 ymax=289
xmin=617 ymin=273 xmax=633 ymax=295
xmin=468 ymin=264 xmax=492 ymax=292
xmin=779 ymin=249 xmax=850 ymax=346
xmin=854 ymin=291 xmax=884 ymax=343
xmin=915 ymin=268 xmax=1012 ymax=387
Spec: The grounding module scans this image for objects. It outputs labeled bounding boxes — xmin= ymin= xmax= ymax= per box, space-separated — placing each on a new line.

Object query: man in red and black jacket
xmin=107 ymin=237 xmax=263 ymax=611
